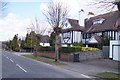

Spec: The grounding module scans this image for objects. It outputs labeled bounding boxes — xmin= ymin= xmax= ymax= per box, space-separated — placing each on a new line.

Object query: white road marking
xmin=80 ymin=74 xmax=91 ymax=78
xmin=6 ymin=57 xmax=9 ymax=59
xmin=10 ymin=59 xmax=14 ymax=63
xmin=16 ymin=64 xmax=27 ymax=73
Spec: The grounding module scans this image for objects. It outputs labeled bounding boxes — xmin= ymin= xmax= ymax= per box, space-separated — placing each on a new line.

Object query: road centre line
xmin=10 ymin=59 xmax=14 ymax=63
xmin=16 ymin=64 xmax=27 ymax=73
xmin=6 ymin=57 xmax=9 ymax=59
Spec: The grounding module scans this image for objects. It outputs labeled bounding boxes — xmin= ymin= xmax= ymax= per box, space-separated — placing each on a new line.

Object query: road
xmin=1 ymin=50 xmax=91 ymax=78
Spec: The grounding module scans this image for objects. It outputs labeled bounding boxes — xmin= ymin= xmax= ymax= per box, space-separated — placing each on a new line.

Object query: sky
xmin=0 ymin=0 xmax=118 ymax=41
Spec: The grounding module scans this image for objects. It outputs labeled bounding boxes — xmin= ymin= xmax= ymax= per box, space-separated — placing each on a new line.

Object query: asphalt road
xmin=1 ymin=50 xmax=91 ymax=78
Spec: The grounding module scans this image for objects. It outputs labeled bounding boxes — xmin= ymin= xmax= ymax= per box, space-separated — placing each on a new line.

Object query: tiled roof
xmin=84 ymin=11 xmax=120 ymax=33
xmin=61 ymin=18 xmax=84 ymax=32
xmin=94 ymin=35 xmax=102 ymax=42
xmin=37 ymin=34 xmax=50 ymax=43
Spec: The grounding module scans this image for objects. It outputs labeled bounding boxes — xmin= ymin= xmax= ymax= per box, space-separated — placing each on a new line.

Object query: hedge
xmin=38 ymin=46 xmax=99 ymax=53
xmin=60 ymin=46 xmax=82 ymax=53
xmin=81 ymin=47 xmax=100 ymax=52
xmin=38 ymin=46 xmax=82 ymax=53
xmin=39 ymin=46 xmax=54 ymax=52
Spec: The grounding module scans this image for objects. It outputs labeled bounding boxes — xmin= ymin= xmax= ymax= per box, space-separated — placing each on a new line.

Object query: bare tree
xmin=28 ymin=17 xmax=48 ymax=42
xmin=31 ymin=18 xmax=47 ymax=35
xmin=0 ymin=0 xmax=8 ymax=17
xmin=93 ymin=0 xmax=120 ymax=11
xmin=43 ymin=1 xmax=69 ymax=62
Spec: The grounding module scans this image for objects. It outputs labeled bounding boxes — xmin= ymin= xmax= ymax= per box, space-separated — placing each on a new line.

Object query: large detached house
xmin=61 ymin=11 xmax=120 ymax=47
xmin=61 ymin=19 xmax=84 ymax=46
xmin=83 ymin=11 xmax=120 ymax=47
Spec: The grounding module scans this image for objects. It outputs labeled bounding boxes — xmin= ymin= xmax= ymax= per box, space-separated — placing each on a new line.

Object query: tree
xmin=24 ymin=31 xmax=39 ymax=52
xmin=29 ymin=18 xmax=47 ymax=42
xmin=25 ymin=33 xmax=32 ymax=48
xmin=43 ymin=1 xmax=69 ymax=62
xmin=27 ymin=18 xmax=48 ymax=53
xmin=49 ymin=32 xmax=55 ymax=46
xmin=20 ymin=40 xmax=25 ymax=49
xmin=93 ymin=0 xmax=120 ymax=11
xmin=11 ymin=34 xmax=19 ymax=51
xmin=0 ymin=0 xmax=8 ymax=17
xmin=98 ymin=37 xmax=110 ymax=49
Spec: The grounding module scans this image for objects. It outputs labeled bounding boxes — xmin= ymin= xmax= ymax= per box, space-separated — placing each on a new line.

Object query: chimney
xmin=88 ymin=12 xmax=95 ymax=19
xmin=79 ymin=9 xmax=85 ymax=27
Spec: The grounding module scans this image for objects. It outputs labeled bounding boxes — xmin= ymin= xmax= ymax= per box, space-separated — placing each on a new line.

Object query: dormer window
xmin=93 ymin=18 xmax=105 ymax=25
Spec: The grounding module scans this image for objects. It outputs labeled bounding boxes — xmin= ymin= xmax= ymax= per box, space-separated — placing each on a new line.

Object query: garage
xmin=109 ymin=40 xmax=120 ymax=61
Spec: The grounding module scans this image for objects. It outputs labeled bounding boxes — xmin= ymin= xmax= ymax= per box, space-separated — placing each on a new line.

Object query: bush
xmin=38 ymin=46 xmax=99 ymax=53
xmin=38 ymin=46 xmax=82 ymax=53
xmin=73 ymin=42 xmax=83 ymax=47
xmin=39 ymin=46 xmax=54 ymax=52
xmin=81 ymin=47 xmax=99 ymax=52
xmin=60 ymin=46 xmax=82 ymax=53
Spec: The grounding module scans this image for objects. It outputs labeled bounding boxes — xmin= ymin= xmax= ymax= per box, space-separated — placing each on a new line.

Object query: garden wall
xmin=34 ymin=50 xmax=103 ymax=62
xmin=34 ymin=52 xmax=71 ymax=61
xmin=74 ymin=51 xmax=103 ymax=61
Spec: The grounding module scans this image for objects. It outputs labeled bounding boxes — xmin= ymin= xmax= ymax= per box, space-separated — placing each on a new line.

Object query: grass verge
xmin=22 ymin=55 xmax=65 ymax=65
xmin=96 ymin=72 xmax=120 ymax=79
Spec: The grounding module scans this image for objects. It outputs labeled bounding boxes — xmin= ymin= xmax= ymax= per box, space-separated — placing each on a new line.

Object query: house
xmin=83 ymin=11 xmax=120 ymax=47
xmin=61 ymin=18 xmax=84 ymax=46
xmin=39 ymin=35 xmax=50 ymax=46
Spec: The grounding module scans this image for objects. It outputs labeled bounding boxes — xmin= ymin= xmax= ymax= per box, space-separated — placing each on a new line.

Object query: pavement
xmin=56 ymin=59 xmax=119 ymax=77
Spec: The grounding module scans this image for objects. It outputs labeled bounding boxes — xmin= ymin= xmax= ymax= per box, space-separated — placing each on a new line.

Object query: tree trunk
xmin=55 ymin=34 xmax=60 ymax=62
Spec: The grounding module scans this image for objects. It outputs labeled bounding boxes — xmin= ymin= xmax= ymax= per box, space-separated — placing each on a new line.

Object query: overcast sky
xmin=0 ymin=0 xmax=118 ymax=41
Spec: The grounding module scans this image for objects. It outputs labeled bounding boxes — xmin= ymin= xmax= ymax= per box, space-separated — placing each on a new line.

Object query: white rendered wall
xmin=88 ymin=36 xmax=98 ymax=43
xmin=110 ymin=40 xmax=120 ymax=61
xmin=40 ymin=43 xmax=50 ymax=47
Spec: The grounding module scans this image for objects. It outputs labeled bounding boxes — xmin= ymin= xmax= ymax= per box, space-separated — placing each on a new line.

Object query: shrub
xmin=38 ymin=46 xmax=82 ymax=53
xmin=73 ymin=42 xmax=83 ymax=47
xmin=39 ymin=46 xmax=54 ymax=52
xmin=81 ymin=47 xmax=99 ymax=52
xmin=38 ymin=46 xmax=99 ymax=53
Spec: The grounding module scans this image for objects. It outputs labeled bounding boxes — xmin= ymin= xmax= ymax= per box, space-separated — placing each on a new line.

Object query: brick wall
xmin=34 ymin=52 xmax=71 ymax=61
xmin=34 ymin=50 xmax=103 ymax=62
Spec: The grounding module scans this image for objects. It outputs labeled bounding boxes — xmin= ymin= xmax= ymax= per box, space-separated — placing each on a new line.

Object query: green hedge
xmin=39 ymin=46 xmax=54 ymax=52
xmin=38 ymin=46 xmax=82 ymax=53
xmin=38 ymin=46 xmax=99 ymax=53
xmin=60 ymin=46 xmax=82 ymax=53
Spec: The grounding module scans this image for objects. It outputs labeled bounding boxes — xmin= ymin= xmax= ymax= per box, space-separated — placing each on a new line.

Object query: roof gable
xmin=85 ymin=11 xmax=120 ymax=33
xmin=88 ymin=35 xmax=102 ymax=43
xmin=62 ymin=18 xmax=84 ymax=33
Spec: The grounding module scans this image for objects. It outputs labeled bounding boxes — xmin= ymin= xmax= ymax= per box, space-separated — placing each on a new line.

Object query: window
xmin=62 ymin=32 xmax=71 ymax=39
xmin=93 ymin=18 xmax=105 ymax=25
xmin=65 ymin=23 xmax=68 ymax=27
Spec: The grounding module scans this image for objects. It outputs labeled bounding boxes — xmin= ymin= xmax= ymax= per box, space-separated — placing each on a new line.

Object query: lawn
xmin=96 ymin=72 xmax=120 ymax=79
xmin=22 ymin=55 xmax=65 ymax=65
